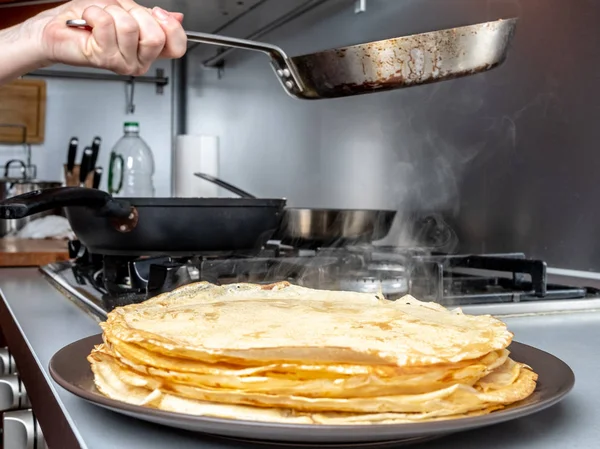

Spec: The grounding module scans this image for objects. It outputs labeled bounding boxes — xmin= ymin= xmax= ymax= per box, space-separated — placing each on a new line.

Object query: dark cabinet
xmin=0 ymin=1 xmax=66 ymax=30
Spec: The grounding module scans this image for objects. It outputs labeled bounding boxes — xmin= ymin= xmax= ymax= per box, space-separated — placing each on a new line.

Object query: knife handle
xmin=79 ymin=148 xmax=93 ymax=185
xmin=92 ymin=168 xmax=103 ymax=189
xmin=90 ymin=136 xmax=101 ymax=169
xmin=67 ymin=137 xmax=78 ymax=173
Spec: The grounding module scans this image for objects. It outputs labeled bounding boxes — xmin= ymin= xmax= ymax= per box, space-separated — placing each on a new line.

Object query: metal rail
xmin=26 ymin=68 xmax=169 ymax=91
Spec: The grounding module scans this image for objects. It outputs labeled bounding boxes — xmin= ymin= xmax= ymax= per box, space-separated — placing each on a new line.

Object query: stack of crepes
xmin=88 ymin=281 xmax=538 ymax=425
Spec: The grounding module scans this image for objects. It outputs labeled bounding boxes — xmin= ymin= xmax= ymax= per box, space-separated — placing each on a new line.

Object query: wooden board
xmin=0 ymin=79 xmax=46 ymax=144
xmin=0 ymin=239 xmax=70 ymax=267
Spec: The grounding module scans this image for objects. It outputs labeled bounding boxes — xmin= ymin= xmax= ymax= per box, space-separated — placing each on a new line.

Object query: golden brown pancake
xmin=88 ymin=281 xmax=537 ymax=425
xmin=97 ymin=342 xmax=509 ymax=397
xmin=101 ymin=282 xmax=513 ymax=366
xmin=89 ymin=349 xmax=536 ymax=423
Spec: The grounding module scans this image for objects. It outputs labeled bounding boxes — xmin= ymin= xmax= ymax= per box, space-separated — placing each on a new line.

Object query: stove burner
xmin=338 ymin=273 xmax=409 ymax=296
xmin=147 ymin=263 xmax=200 ymax=296
xmin=367 ymin=262 xmax=407 ymax=273
xmin=61 ymin=240 xmax=600 ymax=314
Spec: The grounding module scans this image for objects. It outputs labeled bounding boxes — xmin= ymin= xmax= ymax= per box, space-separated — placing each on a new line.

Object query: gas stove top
xmin=38 ymin=240 xmax=600 ymax=320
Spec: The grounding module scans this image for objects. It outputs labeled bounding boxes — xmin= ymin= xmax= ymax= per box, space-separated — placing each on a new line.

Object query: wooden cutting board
xmin=0 ymin=239 xmax=70 ymax=267
xmin=0 ymin=79 xmax=46 ymax=144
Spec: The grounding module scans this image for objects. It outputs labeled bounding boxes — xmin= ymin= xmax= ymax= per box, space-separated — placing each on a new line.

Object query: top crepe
xmin=101 ymin=282 xmax=513 ymax=367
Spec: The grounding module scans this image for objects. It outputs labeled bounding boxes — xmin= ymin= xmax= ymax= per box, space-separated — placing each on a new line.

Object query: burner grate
xmin=58 ymin=241 xmax=600 ymax=312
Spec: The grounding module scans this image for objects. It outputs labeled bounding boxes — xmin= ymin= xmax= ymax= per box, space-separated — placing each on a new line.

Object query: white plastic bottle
xmin=108 ymin=122 xmax=155 ymax=197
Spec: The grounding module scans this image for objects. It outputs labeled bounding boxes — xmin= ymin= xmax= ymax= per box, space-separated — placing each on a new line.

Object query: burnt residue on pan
xmin=313 ymin=62 xmax=500 ymax=99
xmin=289 ymin=19 xmax=516 ymax=99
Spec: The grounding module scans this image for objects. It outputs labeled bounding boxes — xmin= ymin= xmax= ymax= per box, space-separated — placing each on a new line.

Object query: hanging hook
xmin=355 ymin=0 xmax=367 ymax=13
xmin=125 ymin=78 xmax=136 ymax=114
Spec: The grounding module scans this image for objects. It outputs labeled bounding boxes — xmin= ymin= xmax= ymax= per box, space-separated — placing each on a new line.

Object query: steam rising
xmin=187 ymin=22 xmax=533 ymax=305
xmin=260 ymin=75 xmax=523 ymax=304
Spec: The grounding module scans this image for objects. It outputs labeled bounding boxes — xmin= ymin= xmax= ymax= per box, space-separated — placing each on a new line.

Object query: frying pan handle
xmin=194 ymin=173 xmax=256 ymax=199
xmin=65 ymin=20 xmax=306 ymax=97
xmin=65 ymin=19 xmax=288 ymax=58
xmin=183 ymin=30 xmax=306 ymax=97
xmin=0 ymin=187 xmax=132 ymax=220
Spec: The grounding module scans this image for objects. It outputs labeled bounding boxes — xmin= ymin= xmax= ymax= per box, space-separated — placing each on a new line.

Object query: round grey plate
xmin=49 ymin=334 xmax=574 ymax=446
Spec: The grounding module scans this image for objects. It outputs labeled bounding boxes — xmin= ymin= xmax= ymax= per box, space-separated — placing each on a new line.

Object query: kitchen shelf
xmin=26 ymin=68 xmax=168 ymax=91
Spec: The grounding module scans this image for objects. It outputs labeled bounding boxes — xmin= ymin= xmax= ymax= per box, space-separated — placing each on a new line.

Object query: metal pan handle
xmin=183 ymin=30 xmax=306 ymax=96
xmin=0 ymin=187 xmax=131 ymax=220
xmin=64 ymin=19 xmax=305 ymax=97
xmin=194 ymin=173 xmax=256 ymax=199
xmin=3 ymin=160 xmax=27 ymax=179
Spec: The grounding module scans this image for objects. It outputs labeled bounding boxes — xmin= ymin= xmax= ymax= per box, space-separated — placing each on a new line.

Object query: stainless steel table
xmin=0 ymin=268 xmax=597 ymax=449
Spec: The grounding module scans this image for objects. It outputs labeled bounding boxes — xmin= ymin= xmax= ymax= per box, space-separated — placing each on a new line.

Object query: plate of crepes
xmin=49 ymin=282 xmax=574 ymax=446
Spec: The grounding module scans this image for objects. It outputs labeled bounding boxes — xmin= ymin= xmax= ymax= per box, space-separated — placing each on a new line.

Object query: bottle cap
xmin=124 ymin=122 xmax=139 ymax=132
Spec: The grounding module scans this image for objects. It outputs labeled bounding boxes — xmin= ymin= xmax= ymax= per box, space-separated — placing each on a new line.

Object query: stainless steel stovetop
xmin=38 ymin=240 xmax=600 ymax=320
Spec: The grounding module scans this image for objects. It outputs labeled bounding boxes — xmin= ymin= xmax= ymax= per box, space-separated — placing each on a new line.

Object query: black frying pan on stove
xmin=0 ymin=187 xmax=286 ymax=256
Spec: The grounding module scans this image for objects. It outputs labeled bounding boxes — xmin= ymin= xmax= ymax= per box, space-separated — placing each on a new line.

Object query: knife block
xmin=64 ymin=164 xmax=94 ymax=188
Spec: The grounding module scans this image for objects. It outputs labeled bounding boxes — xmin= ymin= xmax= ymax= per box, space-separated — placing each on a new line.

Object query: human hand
xmin=27 ymin=0 xmax=187 ymax=76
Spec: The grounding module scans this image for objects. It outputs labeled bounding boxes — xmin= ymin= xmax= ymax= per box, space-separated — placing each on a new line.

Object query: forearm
xmin=0 ymin=21 xmax=49 ymax=86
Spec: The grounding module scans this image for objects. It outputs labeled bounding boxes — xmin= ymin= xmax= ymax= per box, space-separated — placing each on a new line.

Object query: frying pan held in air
xmin=66 ymin=18 xmax=518 ymax=100
xmin=0 ymin=187 xmax=286 ymax=256
xmin=194 ymin=173 xmax=397 ymax=248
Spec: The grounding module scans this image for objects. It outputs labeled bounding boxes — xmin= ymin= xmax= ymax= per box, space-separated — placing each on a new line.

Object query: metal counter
xmin=0 ymin=268 xmax=597 ymax=449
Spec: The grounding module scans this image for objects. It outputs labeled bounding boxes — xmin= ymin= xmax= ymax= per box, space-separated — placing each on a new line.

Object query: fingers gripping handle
xmin=65 ymin=20 xmax=306 ymax=95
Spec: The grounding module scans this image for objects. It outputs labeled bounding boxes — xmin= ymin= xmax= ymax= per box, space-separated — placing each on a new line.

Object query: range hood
xmin=139 ymin=0 xmax=335 ymax=35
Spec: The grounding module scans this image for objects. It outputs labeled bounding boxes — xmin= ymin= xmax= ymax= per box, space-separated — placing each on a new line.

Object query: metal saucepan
xmin=195 ymin=173 xmax=396 ymax=248
xmin=0 ymin=160 xmax=63 ymax=237
xmin=66 ymin=18 xmax=517 ymax=100
xmin=0 ymin=187 xmax=286 ymax=256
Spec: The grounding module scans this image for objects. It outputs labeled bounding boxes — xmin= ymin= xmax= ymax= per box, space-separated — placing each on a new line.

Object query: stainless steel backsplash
xmin=185 ymin=0 xmax=600 ymax=271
